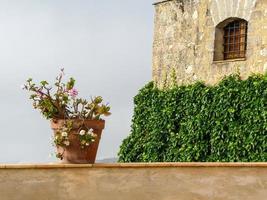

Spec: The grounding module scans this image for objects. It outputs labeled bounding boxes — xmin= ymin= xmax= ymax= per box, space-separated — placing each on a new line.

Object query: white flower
xmin=91 ymin=139 xmax=95 ymax=142
xmin=79 ymin=130 xmax=86 ymax=136
xmin=63 ymin=140 xmax=70 ymax=146
xmin=85 ymin=143 xmax=90 ymax=146
xmin=88 ymin=129 xmax=95 ymax=136
xmin=61 ymin=132 xmax=68 ymax=137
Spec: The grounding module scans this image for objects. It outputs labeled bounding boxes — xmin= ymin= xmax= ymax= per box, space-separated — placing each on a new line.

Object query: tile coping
xmin=0 ymin=163 xmax=267 ymax=169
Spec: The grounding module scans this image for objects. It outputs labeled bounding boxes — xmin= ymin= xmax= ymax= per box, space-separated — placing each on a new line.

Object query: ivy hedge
xmin=118 ymin=74 xmax=267 ymax=162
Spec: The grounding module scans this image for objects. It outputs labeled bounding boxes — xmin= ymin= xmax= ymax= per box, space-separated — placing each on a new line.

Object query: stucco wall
xmin=153 ymin=0 xmax=267 ymax=88
xmin=0 ymin=163 xmax=267 ymax=200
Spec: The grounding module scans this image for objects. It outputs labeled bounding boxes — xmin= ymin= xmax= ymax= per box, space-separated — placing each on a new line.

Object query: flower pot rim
xmin=51 ymin=118 xmax=105 ymax=130
xmin=51 ymin=118 xmax=105 ymax=122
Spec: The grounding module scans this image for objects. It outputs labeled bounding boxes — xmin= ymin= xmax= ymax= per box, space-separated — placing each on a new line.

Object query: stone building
xmin=152 ymin=0 xmax=267 ymax=88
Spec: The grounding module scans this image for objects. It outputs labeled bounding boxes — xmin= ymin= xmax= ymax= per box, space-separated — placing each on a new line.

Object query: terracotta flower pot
xmin=51 ymin=119 xmax=105 ymax=164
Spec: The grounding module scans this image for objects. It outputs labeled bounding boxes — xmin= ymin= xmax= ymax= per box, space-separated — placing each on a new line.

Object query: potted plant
xmin=22 ymin=69 xmax=111 ymax=164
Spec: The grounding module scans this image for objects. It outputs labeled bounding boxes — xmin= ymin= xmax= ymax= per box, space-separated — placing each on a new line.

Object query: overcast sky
xmin=0 ymin=0 xmax=154 ymax=163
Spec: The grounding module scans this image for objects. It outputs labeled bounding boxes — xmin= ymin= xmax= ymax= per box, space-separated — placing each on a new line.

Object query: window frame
xmin=223 ymin=20 xmax=248 ymax=60
xmin=213 ymin=18 xmax=248 ymax=62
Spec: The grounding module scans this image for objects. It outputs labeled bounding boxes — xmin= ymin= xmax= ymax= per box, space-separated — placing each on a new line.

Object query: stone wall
xmin=153 ymin=0 xmax=267 ymax=88
xmin=0 ymin=163 xmax=267 ymax=200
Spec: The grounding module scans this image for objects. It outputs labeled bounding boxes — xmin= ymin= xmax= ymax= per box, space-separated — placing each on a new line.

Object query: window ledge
xmin=213 ymin=58 xmax=246 ymax=64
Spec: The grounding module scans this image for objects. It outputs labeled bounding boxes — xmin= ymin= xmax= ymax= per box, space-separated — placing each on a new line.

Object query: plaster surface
xmin=0 ymin=163 xmax=266 ymax=200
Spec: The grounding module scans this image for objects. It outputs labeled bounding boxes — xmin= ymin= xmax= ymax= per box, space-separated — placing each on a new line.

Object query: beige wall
xmin=0 ymin=163 xmax=267 ymax=200
xmin=153 ymin=0 xmax=267 ymax=88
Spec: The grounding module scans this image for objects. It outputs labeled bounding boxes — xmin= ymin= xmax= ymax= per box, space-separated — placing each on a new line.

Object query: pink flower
xmin=68 ymin=88 xmax=78 ymax=98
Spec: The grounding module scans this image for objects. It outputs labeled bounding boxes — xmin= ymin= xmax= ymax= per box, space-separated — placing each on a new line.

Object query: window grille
xmin=223 ymin=20 xmax=248 ymax=60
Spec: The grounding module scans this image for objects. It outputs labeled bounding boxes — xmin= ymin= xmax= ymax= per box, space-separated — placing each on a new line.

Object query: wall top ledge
xmin=153 ymin=0 xmax=174 ymax=5
xmin=0 ymin=162 xmax=267 ymax=169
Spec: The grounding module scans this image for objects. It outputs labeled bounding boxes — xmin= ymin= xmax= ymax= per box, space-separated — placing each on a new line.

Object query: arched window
xmin=214 ymin=18 xmax=248 ymax=61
